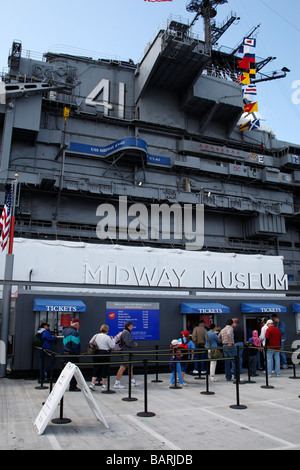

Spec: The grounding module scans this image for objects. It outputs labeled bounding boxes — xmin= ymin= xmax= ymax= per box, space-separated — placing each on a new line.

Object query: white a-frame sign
xmin=34 ymin=362 xmax=109 ymax=435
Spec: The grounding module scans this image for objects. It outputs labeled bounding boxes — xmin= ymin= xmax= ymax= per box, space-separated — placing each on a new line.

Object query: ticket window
xmin=35 ymin=311 xmax=73 ymax=336
xmin=185 ymin=314 xmax=214 ymax=332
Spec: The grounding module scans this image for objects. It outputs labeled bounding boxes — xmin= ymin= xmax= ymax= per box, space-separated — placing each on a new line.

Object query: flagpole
xmin=0 ymin=175 xmax=18 ymax=377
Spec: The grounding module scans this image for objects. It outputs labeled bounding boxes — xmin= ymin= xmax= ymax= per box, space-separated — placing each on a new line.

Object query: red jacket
xmin=265 ymin=325 xmax=282 ymax=350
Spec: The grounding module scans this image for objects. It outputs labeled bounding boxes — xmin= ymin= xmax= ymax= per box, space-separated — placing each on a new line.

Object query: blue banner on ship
xmin=69 ymin=138 xmax=171 ymax=167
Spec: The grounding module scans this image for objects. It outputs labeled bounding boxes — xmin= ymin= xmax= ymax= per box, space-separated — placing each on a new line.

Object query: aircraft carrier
xmin=0 ymin=0 xmax=299 ymax=289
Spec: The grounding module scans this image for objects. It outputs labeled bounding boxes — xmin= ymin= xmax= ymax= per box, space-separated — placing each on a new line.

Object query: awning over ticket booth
xmin=293 ymin=304 xmax=300 ymax=313
xmin=241 ymin=303 xmax=286 ymax=313
xmin=181 ymin=303 xmax=230 ymax=314
xmin=33 ymin=298 xmax=86 ymax=312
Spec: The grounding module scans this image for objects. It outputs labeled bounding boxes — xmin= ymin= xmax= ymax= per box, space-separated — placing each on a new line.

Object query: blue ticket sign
xmin=106 ymin=302 xmax=160 ymax=341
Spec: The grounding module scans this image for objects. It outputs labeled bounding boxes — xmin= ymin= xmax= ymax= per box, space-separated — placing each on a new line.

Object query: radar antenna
xmin=186 ymin=0 xmax=229 ymax=53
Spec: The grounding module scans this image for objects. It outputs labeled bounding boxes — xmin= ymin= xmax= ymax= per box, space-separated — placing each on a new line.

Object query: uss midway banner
xmin=0 ymin=238 xmax=288 ymax=292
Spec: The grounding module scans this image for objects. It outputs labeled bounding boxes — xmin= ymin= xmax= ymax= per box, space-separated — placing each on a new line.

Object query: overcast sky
xmin=1 ymin=0 xmax=299 ymax=145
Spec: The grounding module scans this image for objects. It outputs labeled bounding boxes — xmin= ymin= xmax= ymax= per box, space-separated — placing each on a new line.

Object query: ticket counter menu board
xmin=106 ymin=302 xmax=159 ymax=340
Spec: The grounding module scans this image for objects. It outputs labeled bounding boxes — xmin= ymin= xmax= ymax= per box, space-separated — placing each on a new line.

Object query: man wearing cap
xmin=63 ymin=318 xmax=82 ymax=391
xmin=265 ymin=319 xmax=282 ymax=377
xmin=114 ymin=321 xmax=140 ymax=389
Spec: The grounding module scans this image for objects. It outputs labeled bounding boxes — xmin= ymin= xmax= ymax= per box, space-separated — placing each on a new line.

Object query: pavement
xmin=1 ymin=366 xmax=300 ymax=453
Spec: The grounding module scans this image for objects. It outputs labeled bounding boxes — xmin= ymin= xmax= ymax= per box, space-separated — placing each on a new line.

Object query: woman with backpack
xmin=114 ymin=321 xmax=140 ymax=389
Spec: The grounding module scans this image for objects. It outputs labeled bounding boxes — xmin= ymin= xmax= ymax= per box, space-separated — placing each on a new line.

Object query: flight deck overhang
xmin=135 ymin=25 xmax=209 ymax=101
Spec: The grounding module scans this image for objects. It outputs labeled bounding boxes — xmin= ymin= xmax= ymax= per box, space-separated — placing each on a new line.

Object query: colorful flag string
xmin=238 ymin=38 xmax=260 ymax=131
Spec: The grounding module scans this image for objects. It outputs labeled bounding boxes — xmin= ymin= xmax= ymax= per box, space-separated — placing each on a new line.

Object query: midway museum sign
xmin=0 ymin=239 xmax=288 ymax=292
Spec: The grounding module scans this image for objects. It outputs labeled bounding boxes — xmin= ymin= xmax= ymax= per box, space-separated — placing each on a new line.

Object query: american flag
xmin=0 ymin=185 xmax=13 ymax=251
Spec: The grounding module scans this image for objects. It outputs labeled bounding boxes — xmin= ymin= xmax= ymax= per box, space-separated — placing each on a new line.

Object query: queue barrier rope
xmin=34 ymin=342 xmax=300 ymax=418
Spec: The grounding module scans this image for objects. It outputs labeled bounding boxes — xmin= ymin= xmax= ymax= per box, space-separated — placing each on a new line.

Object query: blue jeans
xmin=170 ymin=362 xmax=183 ymax=385
xmin=223 ymin=345 xmax=237 ymax=381
xmin=37 ymin=349 xmax=52 ymax=380
xmin=194 ymin=346 xmax=206 ymax=373
xmin=267 ymin=349 xmax=280 ymax=376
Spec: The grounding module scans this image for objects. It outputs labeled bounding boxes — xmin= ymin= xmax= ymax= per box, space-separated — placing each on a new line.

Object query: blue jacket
xmin=39 ymin=328 xmax=56 ymax=350
xmin=205 ymin=330 xmax=221 ymax=349
xmin=276 ymin=320 xmax=286 ymax=341
xmin=63 ymin=326 xmax=81 ymax=354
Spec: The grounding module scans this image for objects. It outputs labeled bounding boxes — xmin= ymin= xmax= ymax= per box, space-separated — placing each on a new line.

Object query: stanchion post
xmin=201 ymin=357 xmax=214 ymax=395
xmin=194 ymin=347 xmax=205 ymax=381
xmin=169 ymin=356 xmax=182 ymax=389
xmin=230 ymin=347 xmax=247 ymax=409
xmin=102 ymin=357 xmax=116 ymax=393
xmin=49 ymin=352 xmax=55 ymax=393
xmin=261 ymin=346 xmax=274 ymax=389
xmin=122 ymin=353 xmax=137 ymax=402
xmin=151 ymin=345 xmax=163 ymax=383
xmin=51 ymin=361 xmax=72 ymax=424
xmin=35 ymin=348 xmax=49 ymax=390
xmin=51 ymin=395 xmax=72 ymax=425
xmin=137 ymin=359 xmax=155 ymax=417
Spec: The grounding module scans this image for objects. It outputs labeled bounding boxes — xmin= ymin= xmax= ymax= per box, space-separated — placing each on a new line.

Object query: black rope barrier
xmin=33 ymin=342 xmax=300 ymax=423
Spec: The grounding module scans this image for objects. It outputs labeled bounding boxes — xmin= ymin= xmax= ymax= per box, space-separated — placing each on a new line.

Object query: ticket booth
xmin=241 ymin=302 xmax=287 ymax=340
xmin=33 ymin=298 xmax=86 ymax=336
xmin=181 ymin=302 xmax=230 ymax=331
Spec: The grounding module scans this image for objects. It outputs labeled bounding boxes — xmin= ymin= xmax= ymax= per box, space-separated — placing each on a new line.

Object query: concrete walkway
xmin=1 ymin=367 xmax=300 ymax=451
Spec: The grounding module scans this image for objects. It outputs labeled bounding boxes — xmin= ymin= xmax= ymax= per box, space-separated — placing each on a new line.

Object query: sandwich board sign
xmin=34 ymin=362 xmax=109 ymax=435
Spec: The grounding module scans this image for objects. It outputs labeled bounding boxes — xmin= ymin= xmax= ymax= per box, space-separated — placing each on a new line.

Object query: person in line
xmin=205 ymin=323 xmax=221 ymax=382
xmin=259 ymin=317 xmax=269 ymax=371
xmin=114 ymin=321 xmax=140 ymax=389
xmin=192 ymin=320 xmax=207 ymax=375
xmin=169 ymin=339 xmax=186 ymax=387
xmin=178 ymin=330 xmax=195 ymax=382
xmin=271 ymin=314 xmax=288 ymax=369
xmin=251 ymin=330 xmax=262 ymax=375
xmin=36 ymin=322 xmax=57 ymax=383
xmin=219 ymin=319 xmax=245 ymax=382
xmin=63 ymin=318 xmax=82 ymax=391
xmin=247 ymin=338 xmax=258 ymax=376
xmin=259 ymin=317 xmax=269 ymax=347
xmin=89 ymin=324 xmax=115 ymax=391
xmin=265 ymin=319 xmax=282 ymax=377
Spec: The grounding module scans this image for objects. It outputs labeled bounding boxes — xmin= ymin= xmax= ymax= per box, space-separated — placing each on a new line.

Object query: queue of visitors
xmin=168 ymin=314 xmax=288 ymax=386
xmin=34 ymin=313 xmax=289 ymax=390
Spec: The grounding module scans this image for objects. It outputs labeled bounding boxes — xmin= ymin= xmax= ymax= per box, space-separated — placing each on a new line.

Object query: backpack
xmin=113 ymin=331 xmax=124 ymax=351
xmin=33 ymin=332 xmax=44 ymax=347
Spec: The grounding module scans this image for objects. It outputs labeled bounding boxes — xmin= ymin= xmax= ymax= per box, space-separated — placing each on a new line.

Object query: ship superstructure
xmin=0 ymin=4 xmax=299 ymax=289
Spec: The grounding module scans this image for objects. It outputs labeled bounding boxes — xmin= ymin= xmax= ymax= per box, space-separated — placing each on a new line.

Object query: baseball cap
xmin=72 ymin=318 xmax=82 ymax=324
xmin=181 ymin=330 xmax=190 ymax=337
xmin=171 ymin=339 xmax=179 ymax=346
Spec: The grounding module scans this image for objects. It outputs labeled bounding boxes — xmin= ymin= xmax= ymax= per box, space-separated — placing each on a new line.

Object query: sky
xmin=1 ymin=0 xmax=300 ymax=145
